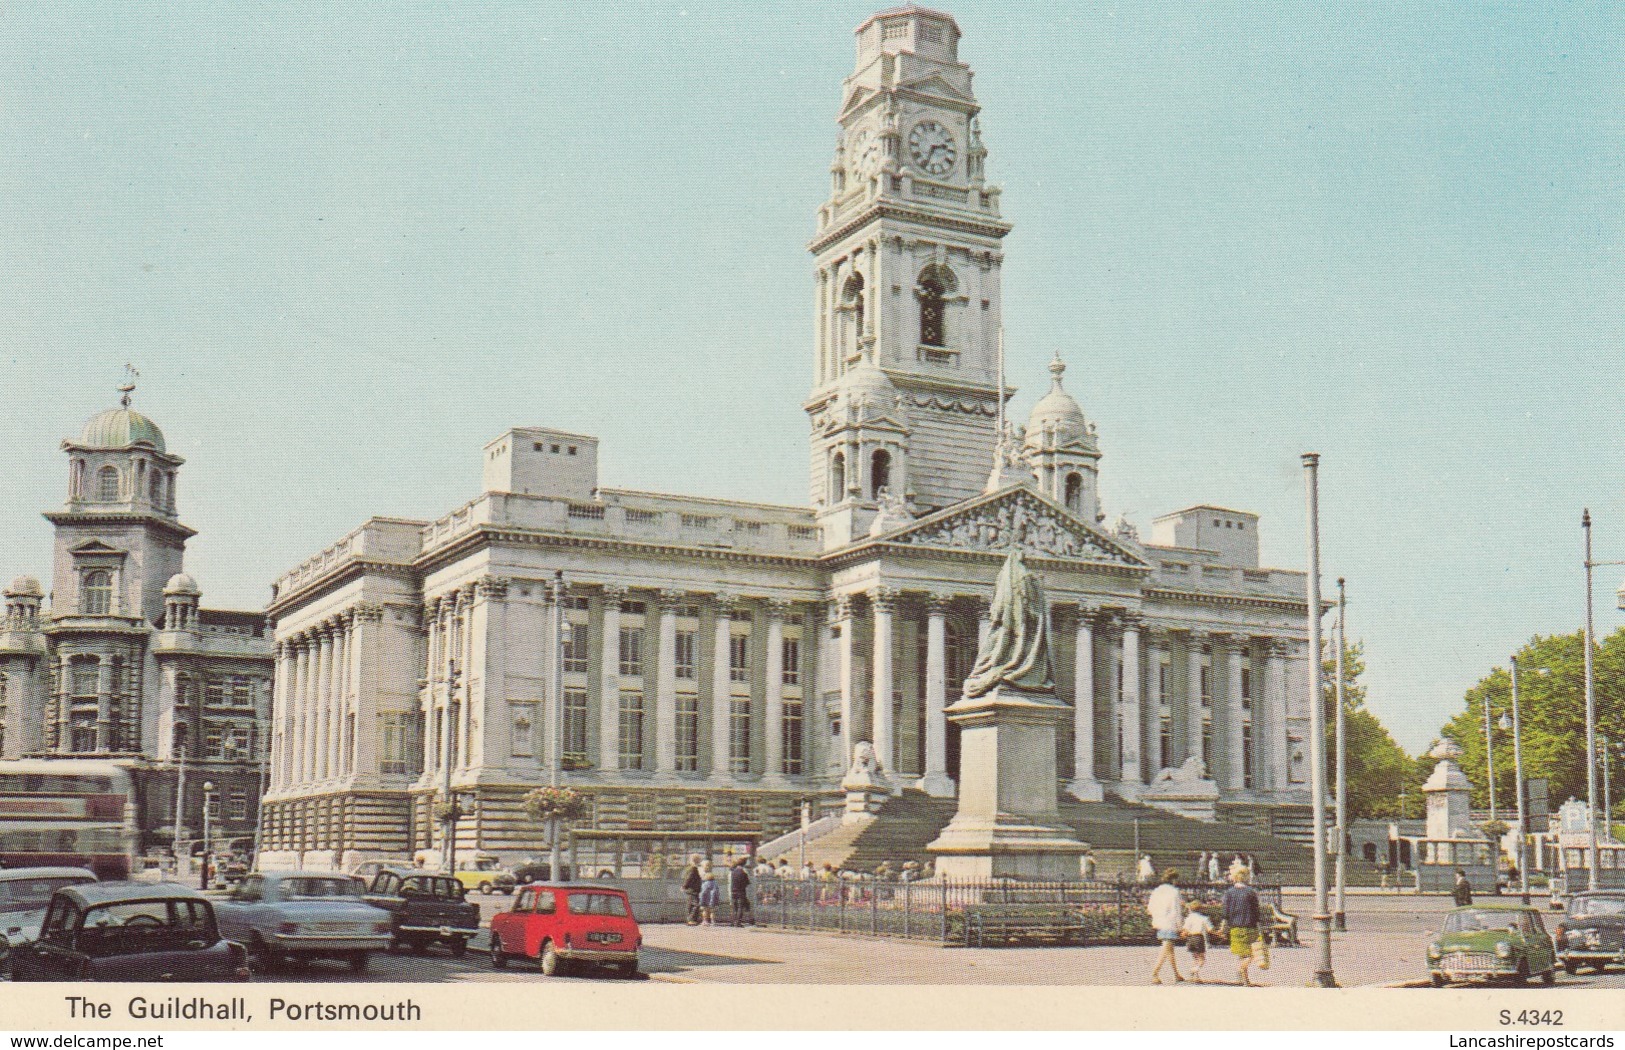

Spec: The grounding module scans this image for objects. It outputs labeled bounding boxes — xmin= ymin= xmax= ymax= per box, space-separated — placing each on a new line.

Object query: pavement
xmin=233 ymin=889 xmax=1625 ymax=990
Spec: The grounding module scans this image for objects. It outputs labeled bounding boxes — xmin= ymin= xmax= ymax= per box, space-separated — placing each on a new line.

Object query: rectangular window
xmin=782 ymin=698 xmax=804 ymax=775
xmin=729 ymin=697 xmax=750 ymax=773
xmin=618 ymin=691 xmax=644 ymax=770
xmin=738 ymin=795 xmax=761 ymax=827
xmin=230 ymin=676 xmax=253 ymax=706
xmin=674 ymin=630 xmax=697 ymax=680
xmin=381 ymin=712 xmax=410 ymax=775
xmin=1159 ymin=714 xmax=1172 ymax=771
xmin=1158 ymin=661 xmax=1169 ymax=697
xmin=619 ymin=627 xmax=643 ymax=677
xmin=684 ymin=795 xmax=710 ymax=830
xmin=1242 ymin=721 xmax=1255 ymax=789
xmin=1199 ymin=663 xmax=1212 ymax=708
xmin=205 ymin=679 xmax=226 ymax=708
xmin=226 ymin=726 xmax=250 ymax=758
xmin=510 ymin=703 xmax=536 ymax=757
xmin=563 ymin=622 xmax=589 ymax=674
xmin=71 ymin=663 xmax=97 ymax=698
xmin=205 ymin=727 xmax=225 ymax=759
xmin=729 ymin=634 xmax=749 ymax=683
xmin=563 ymin=688 xmax=589 ymax=764
xmin=1202 ymin=719 xmax=1213 ymax=771
xmin=781 ymin=637 xmax=801 ymax=686
xmin=676 ymin=695 xmax=700 ymax=772
xmin=228 ymin=790 xmax=247 ymax=822
xmin=628 ymin=794 xmax=655 ymax=827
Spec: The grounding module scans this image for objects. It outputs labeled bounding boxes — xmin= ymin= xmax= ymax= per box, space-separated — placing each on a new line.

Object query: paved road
xmin=245 ymin=891 xmax=1625 ymax=989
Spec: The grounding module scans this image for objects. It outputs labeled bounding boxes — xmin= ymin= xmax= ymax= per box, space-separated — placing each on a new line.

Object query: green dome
xmin=78 ymin=408 xmax=166 ymax=451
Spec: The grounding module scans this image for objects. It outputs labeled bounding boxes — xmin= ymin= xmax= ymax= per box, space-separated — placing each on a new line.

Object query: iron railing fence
xmin=745 ymin=877 xmax=1283 ymax=945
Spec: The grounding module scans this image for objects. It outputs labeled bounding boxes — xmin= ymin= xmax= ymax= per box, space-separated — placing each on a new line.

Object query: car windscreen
xmin=1443 ymin=909 xmax=1519 ymax=933
xmin=283 ymin=878 xmax=363 ymax=899
xmin=566 ymin=892 xmax=628 ymax=917
xmin=0 ymin=876 xmax=96 ymax=913
xmin=75 ymin=900 xmax=216 ymax=956
xmin=1572 ymin=896 xmax=1625 ymax=918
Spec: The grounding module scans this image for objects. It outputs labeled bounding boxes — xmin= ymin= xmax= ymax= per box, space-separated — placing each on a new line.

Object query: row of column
xmin=47 ymin=650 xmax=136 ymax=754
xmin=272 ymin=604 xmax=382 ymax=791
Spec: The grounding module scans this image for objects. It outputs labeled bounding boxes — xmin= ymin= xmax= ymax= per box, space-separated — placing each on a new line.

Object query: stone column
xmin=600 ymin=587 xmax=625 ymax=772
xmin=918 ymin=594 xmax=954 ymax=797
xmin=655 ymin=591 xmax=682 ymax=774
xmin=835 ymin=595 xmax=857 ymax=768
xmin=1145 ymin=629 xmax=1164 ymax=775
xmin=1186 ymin=631 xmax=1207 ymax=769
xmin=711 ymin=595 xmax=735 ymax=777
xmin=318 ymin=625 xmax=337 ymax=781
xmin=351 ymin=604 xmax=383 ymax=779
xmin=1266 ymin=640 xmax=1290 ymax=791
xmin=295 ymin=637 xmax=313 ymax=785
xmin=1118 ymin=615 xmax=1142 ymax=791
xmin=1068 ymin=603 xmax=1103 ymax=801
xmin=93 ymin=653 xmax=112 ymax=754
xmin=870 ymin=587 xmax=896 ymax=779
xmin=1224 ymin=637 xmax=1246 ymax=791
xmin=328 ymin=619 xmax=345 ymax=780
xmin=458 ymin=587 xmax=476 ymax=770
xmin=763 ymin=600 xmax=787 ymax=778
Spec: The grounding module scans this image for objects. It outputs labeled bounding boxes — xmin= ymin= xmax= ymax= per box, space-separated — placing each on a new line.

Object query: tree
xmin=1441 ymin=628 xmax=1625 ymax=815
xmin=1322 ymin=639 xmax=1426 ymax=819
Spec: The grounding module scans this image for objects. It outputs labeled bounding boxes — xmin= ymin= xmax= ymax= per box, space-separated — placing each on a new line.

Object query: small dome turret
xmin=163 ymin=573 xmax=200 ymax=596
xmin=1024 ymin=354 xmax=1092 ymax=449
xmin=6 ymin=575 xmax=43 ymax=597
xmin=77 ymin=407 xmax=166 ymax=452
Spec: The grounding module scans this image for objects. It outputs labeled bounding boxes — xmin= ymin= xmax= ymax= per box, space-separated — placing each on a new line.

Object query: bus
xmin=0 ymin=759 xmax=136 ymax=880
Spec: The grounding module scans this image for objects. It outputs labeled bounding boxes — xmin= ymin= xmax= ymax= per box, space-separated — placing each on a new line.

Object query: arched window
xmin=97 ymin=466 xmax=121 ymax=502
xmin=149 ymin=471 xmax=163 ymax=505
xmin=1064 ymin=473 xmax=1083 ymax=513
xmin=917 ymin=276 xmax=945 ymax=346
xmin=82 ymin=571 xmax=112 ymax=615
xmin=829 ymin=451 xmax=846 ymax=503
xmin=842 ymin=272 xmax=865 ymax=336
xmin=870 ymin=449 xmax=891 ymax=500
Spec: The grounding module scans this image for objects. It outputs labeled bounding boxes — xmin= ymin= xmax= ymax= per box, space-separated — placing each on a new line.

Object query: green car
xmin=1427 ymin=903 xmax=1557 ymax=987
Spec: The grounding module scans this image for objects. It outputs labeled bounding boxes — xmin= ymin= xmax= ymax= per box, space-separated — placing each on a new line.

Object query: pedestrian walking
xmin=730 ymin=857 xmax=754 ymax=926
xmin=680 ymin=854 xmax=704 ymax=926
xmin=1080 ymin=849 xmax=1098 ymax=881
xmin=1137 ymin=854 xmax=1156 ymax=884
xmin=1452 ymin=868 xmax=1474 ymax=907
xmin=1221 ymin=867 xmax=1263 ymax=986
xmin=799 ymin=861 xmax=815 ymax=881
xmin=1196 ymin=851 xmax=1209 ymax=882
xmin=1207 ymin=853 xmax=1221 ymax=882
xmin=1181 ymin=900 xmax=1215 ymax=983
xmin=1147 ymin=869 xmax=1185 ymax=984
xmin=754 ymin=856 xmax=773 ymax=879
xmin=698 ymin=860 xmax=721 ymax=924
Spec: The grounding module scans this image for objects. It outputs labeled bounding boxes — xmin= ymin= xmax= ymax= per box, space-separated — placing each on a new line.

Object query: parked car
xmin=349 ymin=858 xmax=416 ymax=886
xmin=450 ymin=854 xmax=517 ymax=896
xmin=214 ymin=872 xmax=392 ymax=974
xmin=10 ymin=882 xmax=250 ymax=982
xmin=511 ymin=861 xmax=572 ymax=885
xmin=1427 ymin=903 xmax=1557 ymax=986
xmin=363 ymin=868 xmax=480 ymax=956
xmin=0 ymin=867 xmax=98 ymax=975
xmin=1553 ymin=891 xmax=1625 ymax=974
xmin=488 ymin=883 xmax=641 ymax=977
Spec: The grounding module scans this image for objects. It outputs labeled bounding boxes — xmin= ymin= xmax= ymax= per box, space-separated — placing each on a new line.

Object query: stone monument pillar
xmin=928 ymin=546 xmax=1088 ymax=878
xmin=1423 ymin=738 xmax=1474 ymax=840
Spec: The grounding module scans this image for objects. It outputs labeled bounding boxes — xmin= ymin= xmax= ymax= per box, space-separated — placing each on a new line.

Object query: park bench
xmin=962 ymin=903 xmax=1089 ymax=947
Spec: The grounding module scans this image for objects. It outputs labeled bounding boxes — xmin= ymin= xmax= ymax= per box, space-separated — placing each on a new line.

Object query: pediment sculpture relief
xmin=890 ymin=491 xmax=1142 ymax=565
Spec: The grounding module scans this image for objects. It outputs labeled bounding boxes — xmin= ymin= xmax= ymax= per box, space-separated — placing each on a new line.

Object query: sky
xmin=2 ymin=2 xmax=1622 ymax=754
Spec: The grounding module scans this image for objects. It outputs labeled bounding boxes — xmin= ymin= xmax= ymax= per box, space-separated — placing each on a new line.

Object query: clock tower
xmin=807 ymin=7 xmax=1012 ymax=543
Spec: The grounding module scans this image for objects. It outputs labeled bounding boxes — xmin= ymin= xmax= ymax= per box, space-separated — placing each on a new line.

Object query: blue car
xmin=10 ymin=882 xmax=249 ymax=982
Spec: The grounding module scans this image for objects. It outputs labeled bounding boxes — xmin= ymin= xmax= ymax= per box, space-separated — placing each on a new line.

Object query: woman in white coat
xmin=1146 ymin=869 xmax=1186 ymax=984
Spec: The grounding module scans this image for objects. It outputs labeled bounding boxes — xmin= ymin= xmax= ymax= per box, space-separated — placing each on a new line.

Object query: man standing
xmin=680 ymin=854 xmax=704 ymax=926
xmin=1452 ymin=869 xmax=1474 ymax=907
xmin=729 ymin=857 xmax=754 ymax=926
xmin=1222 ymin=868 xmax=1263 ymax=987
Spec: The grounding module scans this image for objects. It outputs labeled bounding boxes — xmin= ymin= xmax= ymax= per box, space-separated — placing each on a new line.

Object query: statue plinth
xmin=927 ymin=685 xmax=1089 ymax=879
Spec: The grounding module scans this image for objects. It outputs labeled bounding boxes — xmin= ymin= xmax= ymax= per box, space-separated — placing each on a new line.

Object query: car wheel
xmin=614 ymin=961 xmax=638 ymax=978
xmin=250 ymin=937 xmax=280 ymax=975
xmin=479 ymin=882 xmax=493 ymax=895
xmin=348 ymin=951 xmax=369 ymax=974
xmin=1563 ymin=960 xmax=1578 ymax=975
xmin=448 ymin=937 xmax=468 ymax=958
xmin=410 ymin=939 xmax=428 ymax=956
xmin=1541 ymin=967 xmax=1555 ymax=986
xmin=490 ymin=939 xmax=508 ymax=969
xmin=540 ymin=940 xmax=559 ymax=977
xmin=1517 ymin=962 xmax=1532 ymax=986
xmin=389 ymin=937 xmax=408 ymax=955
xmin=1429 ymin=973 xmax=1444 ymax=988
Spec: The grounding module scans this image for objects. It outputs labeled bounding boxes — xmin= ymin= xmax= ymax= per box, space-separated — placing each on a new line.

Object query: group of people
xmin=1146 ymin=867 xmax=1271 ymax=986
xmin=1136 ymin=852 xmax=1262 ymax=885
xmin=679 ymin=855 xmax=756 ymax=926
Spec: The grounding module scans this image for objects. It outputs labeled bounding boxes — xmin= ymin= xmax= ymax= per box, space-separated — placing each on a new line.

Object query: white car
xmin=0 ymin=867 xmax=98 ymax=973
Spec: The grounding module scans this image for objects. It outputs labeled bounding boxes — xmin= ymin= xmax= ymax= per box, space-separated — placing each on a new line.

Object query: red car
xmin=488 ymin=884 xmax=641 ymax=977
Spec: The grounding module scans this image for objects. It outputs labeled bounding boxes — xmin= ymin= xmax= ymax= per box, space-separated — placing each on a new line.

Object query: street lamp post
xmin=1303 ymin=452 xmax=1335 ymax=987
xmin=548 ymin=571 xmax=566 ymax=880
xmin=1509 ymin=655 xmax=1529 ymax=903
xmin=170 ymin=730 xmax=187 ymax=877
xmin=1334 ymin=577 xmax=1348 ymax=932
xmin=1604 ymin=735 xmax=1613 ymax=839
xmin=1582 ymin=511 xmax=1602 ymax=890
xmin=440 ymin=659 xmax=462 ymax=876
xmin=1483 ymin=682 xmax=1498 ymax=831
xmin=200 ymin=780 xmax=215 ymax=891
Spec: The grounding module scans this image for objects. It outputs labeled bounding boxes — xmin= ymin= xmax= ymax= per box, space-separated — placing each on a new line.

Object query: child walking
xmin=1181 ymin=900 xmax=1215 ymax=984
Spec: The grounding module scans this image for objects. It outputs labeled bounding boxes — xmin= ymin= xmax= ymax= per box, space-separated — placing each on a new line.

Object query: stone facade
xmin=0 ymin=388 xmax=274 ymax=858
xmin=261 ymin=8 xmax=1318 ymax=871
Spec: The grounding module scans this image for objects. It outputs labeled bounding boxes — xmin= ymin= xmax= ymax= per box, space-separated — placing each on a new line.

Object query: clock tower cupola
xmin=807 ymin=7 xmax=1013 ymax=541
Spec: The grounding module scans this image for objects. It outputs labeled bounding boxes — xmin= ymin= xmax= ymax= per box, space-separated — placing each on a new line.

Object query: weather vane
xmin=119 ymin=364 xmax=139 ymax=408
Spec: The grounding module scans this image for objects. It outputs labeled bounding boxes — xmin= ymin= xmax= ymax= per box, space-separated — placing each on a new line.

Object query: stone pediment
xmin=897 ymin=74 xmax=973 ymax=103
xmin=877 ymin=487 xmax=1151 ymax=568
xmin=68 ymin=540 xmax=126 ymax=556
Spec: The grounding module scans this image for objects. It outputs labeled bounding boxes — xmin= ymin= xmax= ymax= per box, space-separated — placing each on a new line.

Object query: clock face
xmin=848 ymin=129 xmax=884 ymax=180
xmin=909 ymin=120 xmax=956 ymax=176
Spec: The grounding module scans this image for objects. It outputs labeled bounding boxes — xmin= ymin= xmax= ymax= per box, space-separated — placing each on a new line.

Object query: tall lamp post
xmin=170 ymin=729 xmax=187 ymax=876
xmin=200 ymin=780 xmax=216 ymax=891
xmin=440 ymin=659 xmax=462 ymax=875
xmin=548 ymin=571 xmax=566 ymax=880
xmin=1333 ymin=577 xmax=1347 ymax=932
xmin=1303 ymin=453 xmax=1335 ymax=987
xmin=1581 ymin=510 xmax=1611 ymax=890
xmin=1482 ymin=682 xmax=1498 ymax=831
xmin=1507 ymin=656 xmax=1529 ymax=903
